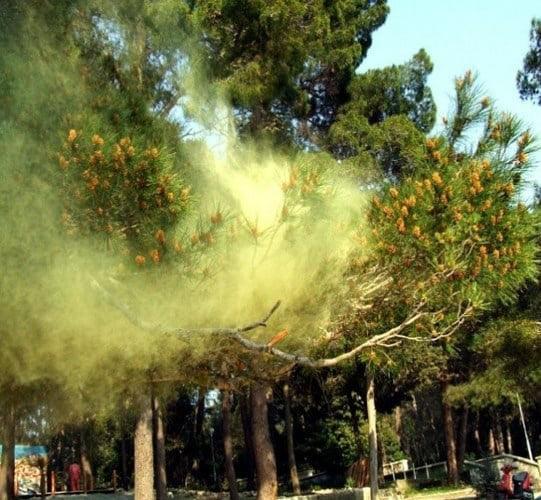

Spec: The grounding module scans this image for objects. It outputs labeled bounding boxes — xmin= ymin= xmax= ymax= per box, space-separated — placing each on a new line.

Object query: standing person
xmin=68 ymin=463 xmax=81 ymax=492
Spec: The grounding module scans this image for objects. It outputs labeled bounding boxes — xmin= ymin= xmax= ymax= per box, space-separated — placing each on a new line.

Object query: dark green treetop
xmin=190 ymin=0 xmax=389 ymax=141
xmin=517 ymin=18 xmax=541 ymax=105
xmin=327 ymin=50 xmax=435 ymax=178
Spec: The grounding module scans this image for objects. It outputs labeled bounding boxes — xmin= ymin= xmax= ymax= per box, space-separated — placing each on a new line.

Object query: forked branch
xmin=92 ymin=277 xmax=471 ymax=371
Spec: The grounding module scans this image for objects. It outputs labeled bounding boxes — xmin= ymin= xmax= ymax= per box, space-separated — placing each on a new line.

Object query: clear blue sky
xmin=361 ymin=0 xmax=541 ymax=187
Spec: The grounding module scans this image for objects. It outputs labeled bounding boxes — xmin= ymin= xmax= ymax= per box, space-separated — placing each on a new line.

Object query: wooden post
xmin=112 ymin=469 xmax=117 ymax=490
xmin=517 ymin=394 xmax=534 ymax=461
xmin=412 ymin=463 xmax=416 ymax=480
xmin=51 ymin=471 xmax=56 ymax=496
xmin=425 ymin=463 xmax=429 ymax=479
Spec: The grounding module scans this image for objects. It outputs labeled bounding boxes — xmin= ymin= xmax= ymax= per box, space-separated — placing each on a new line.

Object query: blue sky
xmin=362 ymin=0 xmax=541 ymax=186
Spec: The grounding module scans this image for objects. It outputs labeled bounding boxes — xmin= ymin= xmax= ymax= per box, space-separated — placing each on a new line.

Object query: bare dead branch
xmin=92 ymin=275 xmax=471 ymax=373
xmin=90 ymin=277 xmax=281 ymax=337
xmin=230 ymin=308 xmax=427 ymax=369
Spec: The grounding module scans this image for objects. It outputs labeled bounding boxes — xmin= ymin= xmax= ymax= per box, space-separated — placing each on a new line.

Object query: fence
xmin=383 ymin=453 xmax=541 ymax=484
xmin=382 ymin=460 xmax=448 ymax=482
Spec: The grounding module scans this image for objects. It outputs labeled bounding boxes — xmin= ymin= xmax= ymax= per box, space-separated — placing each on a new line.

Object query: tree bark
xmin=251 ymin=383 xmax=278 ymax=500
xmin=457 ymin=406 xmax=469 ymax=472
xmin=283 ymin=383 xmax=301 ymax=495
xmin=504 ymin=420 xmax=513 ymax=454
xmin=194 ymin=389 xmax=205 ymax=436
xmin=0 ymin=406 xmax=16 ymax=500
xmin=190 ymin=389 xmax=206 ymax=480
xmin=121 ymin=434 xmax=129 ymax=490
xmin=240 ymin=393 xmax=256 ymax=491
xmin=346 ymin=390 xmax=361 ymax=443
xmin=132 ymin=17 xmax=146 ymax=91
xmin=81 ymin=429 xmax=94 ymax=492
xmin=487 ymin=427 xmax=496 ymax=455
xmin=135 ymin=394 xmax=155 ymax=500
xmin=367 ymin=373 xmax=378 ymax=500
xmin=493 ymin=415 xmax=505 ymax=455
xmin=222 ymin=390 xmax=239 ymax=500
xmin=473 ymin=412 xmax=482 ymax=455
xmin=152 ymin=394 xmax=167 ymax=500
xmin=441 ymin=380 xmax=459 ymax=485
xmin=394 ymin=406 xmax=402 ymax=436
xmin=39 ymin=461 xmax=46 ymax=498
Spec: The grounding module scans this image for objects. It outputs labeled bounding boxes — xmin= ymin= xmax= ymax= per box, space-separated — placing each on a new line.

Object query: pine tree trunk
xmin=121 ymin=434 xmax=129 ymax=490
xmin=504 ymin=421 xmax=513 ymax=454
xmin=0 ymin=406 xmax=16 ymax=500
xmin=194 ymin=389 xmax=205 ymax=436
xmin=394 ymin=406 xmax=402 ymax=436
xmin=152 ymin=394 xmax=167 ymax=500
xmin=283 ymin=383 xmax=301 ymax=495
xmin=367 ymin=373 xmax=378 ymax=500
xmin=135 ymin=394 xmax=155 ymax=500
xmin=39 ymin=461 xmax=46 ymax=498
xmin=81 ymin=430 xmax=94 ymax=492
xmin=488 ymin=429 xmax=496 ymax=454
xmin=493 ymin=415 xmax=505 ymax=455
xmin=46 ymin=459 xmax=52 ymax=494
xmin=240 ymin=393 xmax=256 ymax=491
xmin=346 ymin=390 xmax=361 ymax=443
xmin=133 ymin=17 xmax=146 ymax=91
xmin=189 ymin=389 xmax=206 ymax=480
xmin=251 ymin=383 xmax=277 ymax=500
xmin=441 ymin=380 xmax=459 ymax=485
xmin=457 ymin=406 xmax=469 ymax=472
xmin=473 ymin=412 xmax=482 ymax=455
xmin=222 ymin=390 xmax=239 ymax=500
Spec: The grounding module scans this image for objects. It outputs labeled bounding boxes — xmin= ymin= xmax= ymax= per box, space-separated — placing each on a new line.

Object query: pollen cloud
xmin=0 ymin=4 xmax=370 ymax=417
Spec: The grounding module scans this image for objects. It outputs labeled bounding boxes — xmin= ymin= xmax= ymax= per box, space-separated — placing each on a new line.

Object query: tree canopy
xmin=1 ymin=3 xmax=541 ymax=500
xmin=517 ymin=18 xmax=541 ymax=105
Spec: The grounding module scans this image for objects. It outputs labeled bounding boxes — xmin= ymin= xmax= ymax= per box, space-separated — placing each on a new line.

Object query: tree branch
xmin=90 ymin=277 xmax=281 ymax=338
xmin=230 ymin=308 xmax=427 ymax=369
xmin=91 ymin=277 xmax=469 ymax=372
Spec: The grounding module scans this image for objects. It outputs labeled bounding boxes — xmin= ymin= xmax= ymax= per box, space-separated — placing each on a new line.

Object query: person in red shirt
xmin=68 ymin=462 xmax=81 ymax=492
xmin=498 ymin=463 xmax=515 ymax=498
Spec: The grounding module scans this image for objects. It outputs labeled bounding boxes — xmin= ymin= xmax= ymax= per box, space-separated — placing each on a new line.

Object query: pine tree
xmin=369 ymin=72 xmax=538 ymax=484
xmin=189 ymin=0 xmax=389 ymax=142
xmin=369 ymin=72 xmax=537 ymax=315
xmin=327 ymin=50 xmax=435 ymax=178
xmin=517 ymin=18 xmax=541 ymax=105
